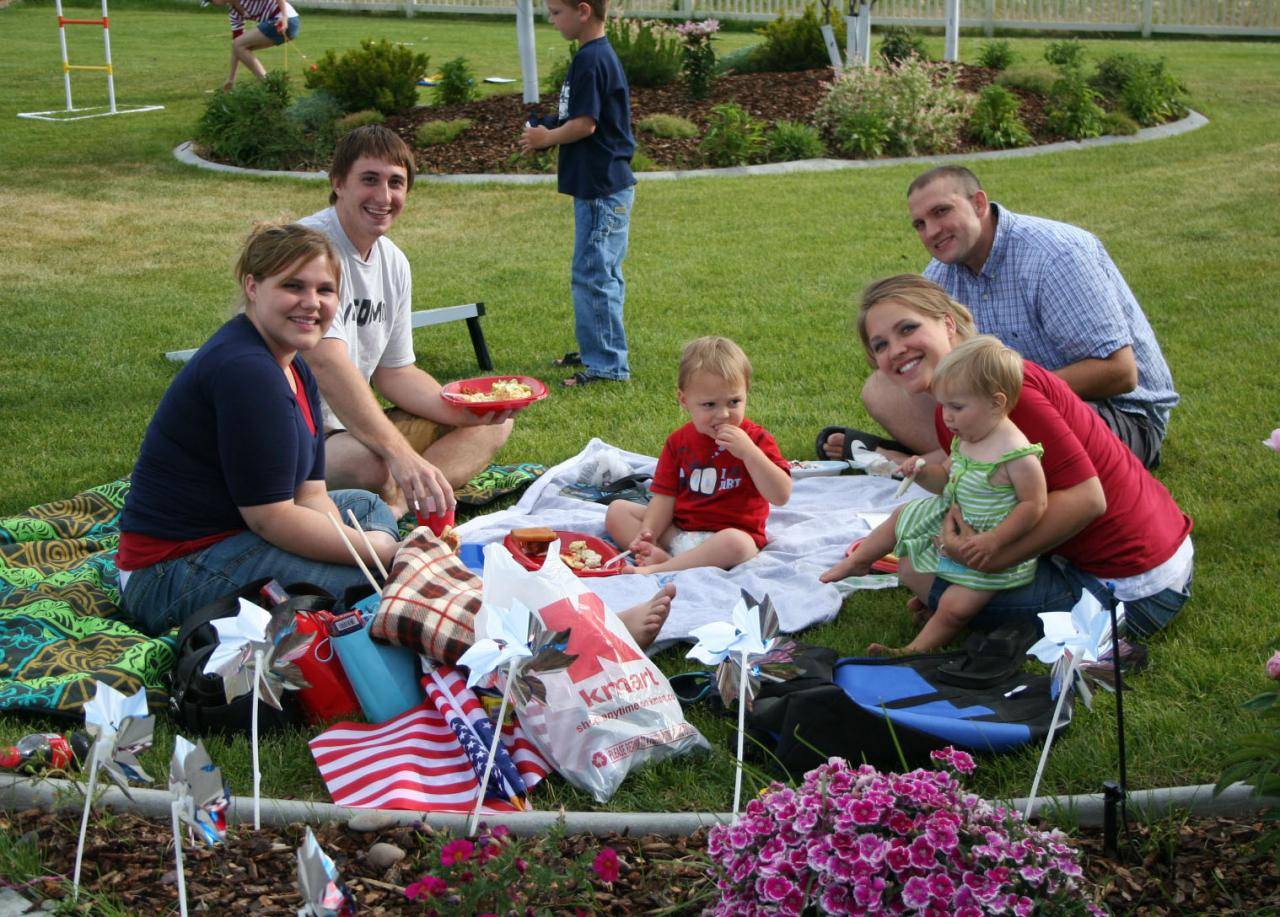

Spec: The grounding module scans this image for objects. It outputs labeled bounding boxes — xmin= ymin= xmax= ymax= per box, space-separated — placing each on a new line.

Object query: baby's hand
xmin=714 ymin=423 xmax=752 ymax=458
xmin=629 ymin=529 xmax=656 ymax=559
xmin=897 ymin=456 xmax=926 ymax=479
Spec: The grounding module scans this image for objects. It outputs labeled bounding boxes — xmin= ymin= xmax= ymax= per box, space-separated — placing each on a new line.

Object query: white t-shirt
xmin=299 ymin=207 xmax=416 ymax=431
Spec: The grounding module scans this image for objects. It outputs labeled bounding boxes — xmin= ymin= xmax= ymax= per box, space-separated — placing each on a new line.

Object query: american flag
xmin=309 ymin=665 xmax=549 ymax=812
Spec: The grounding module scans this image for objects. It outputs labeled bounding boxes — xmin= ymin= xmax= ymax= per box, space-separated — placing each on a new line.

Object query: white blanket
xmin=455 ymin=439 xmax=917 ymax=645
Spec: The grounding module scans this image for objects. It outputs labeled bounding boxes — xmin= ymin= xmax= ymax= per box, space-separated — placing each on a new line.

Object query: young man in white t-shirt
xmin=301 ymin=126 xmax=513 ymax=518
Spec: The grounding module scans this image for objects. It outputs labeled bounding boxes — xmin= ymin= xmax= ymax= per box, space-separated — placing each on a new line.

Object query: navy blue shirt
xmin=121 ymin=314 xmax=325 ymax=540
xmin=556 ymin=36 xmax=635 ymax=199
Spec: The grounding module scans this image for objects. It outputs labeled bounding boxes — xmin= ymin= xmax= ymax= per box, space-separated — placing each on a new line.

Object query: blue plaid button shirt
xmin=924 ymin=203 xmax=1178 ymax=436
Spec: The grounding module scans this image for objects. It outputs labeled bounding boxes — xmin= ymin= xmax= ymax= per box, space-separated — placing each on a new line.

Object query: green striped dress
xmin=893 ymin=440 xmax=1044 ymax=591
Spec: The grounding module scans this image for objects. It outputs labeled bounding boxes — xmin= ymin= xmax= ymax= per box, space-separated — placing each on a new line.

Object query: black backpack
xmin=168 ymin=578 xmax=332 ymax=736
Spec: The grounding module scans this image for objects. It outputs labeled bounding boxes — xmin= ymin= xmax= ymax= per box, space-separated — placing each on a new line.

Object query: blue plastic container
xmin=331 ymin=601 xmax=424 ymax=723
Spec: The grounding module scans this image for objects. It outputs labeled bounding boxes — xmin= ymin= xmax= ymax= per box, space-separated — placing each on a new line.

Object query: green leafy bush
xmin=1047 ymin=69 xmax=1106 ymax=140
xmin=606 ymin=16 xmax=681 ymax=87
xmin=996 ymin=64 xmax=1055 ymax=96
xmin=816 ymin=58 xmax=970 ymax=157
xmin=336 ymin=109 xmax=385 ymax=136
xmin=631 ymin=146 xmax=658 ymax=172
xmin=745 ymin=4 xmax=845 ymax=73
xmin=543 ymin=48 xmax=573 ymax=93
xmin=1044 ymin=38 xmax=1088 ymax=72
xmin=1091 ymin=52 xmax=1187 ymax=125
xmin=699 ymin=103 xmax=765 ymax=166
xmin=878 ymin=26 xmax=929 ymax=66
xmin=976 ymin=39 xmax=1017 ymax=71
xmin=1101 ymin=110 xmax=1139 ymax=135
xmin=434 ymin=56 xmax=479 ymax=106
xmin=416 ymin=118 xmax=473 ymax=146
xmin=967 ymin=84 xmax=1031 ymax=149
xmin=764 ymin=120 xmax=825 ymax=161
xmin=305 ymin=39 xmax=429 ymax=116
xmin=197 ymin=71 xmax=312 ymax=170
xmin=637 ymin=113 xmax=699 ymax=139
xmin=717 ymin=44 xmax=756 ymax=75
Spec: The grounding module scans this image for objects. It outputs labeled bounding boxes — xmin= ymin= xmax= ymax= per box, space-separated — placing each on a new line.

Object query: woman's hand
xmin=938 ymin=505 xmax=993 ymax=571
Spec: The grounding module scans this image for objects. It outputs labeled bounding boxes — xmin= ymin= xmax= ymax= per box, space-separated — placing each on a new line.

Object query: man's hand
xmin=939 ymin=505 xmax=986 ymax=569
xmin=520 ymin=125 xmax=551 ymax=152
xmin=714 ymin=423 xmax=755 ymax=458
xmin=387 ymin=449 xmax=455 ymax=515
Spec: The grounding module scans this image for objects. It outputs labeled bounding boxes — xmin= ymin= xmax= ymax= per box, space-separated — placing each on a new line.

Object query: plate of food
xmin=441 ymin=375 xmax=549 ymax=414
xmin=502 ymin=527 xmax=621 ymax=578
xmin=846 ymin=536 xmax=899 ymax=575
xmin=787 ymin=459 xmax=851 ymax=479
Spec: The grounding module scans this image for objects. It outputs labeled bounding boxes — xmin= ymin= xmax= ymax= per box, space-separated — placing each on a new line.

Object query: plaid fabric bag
xmin=369 ymin=527 xmax=479 ymax=665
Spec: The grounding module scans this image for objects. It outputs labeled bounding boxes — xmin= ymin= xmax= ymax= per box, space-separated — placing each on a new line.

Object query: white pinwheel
xmin=297 ymin=827 xmax=355 ymax=916
xmin=457 ymin=598 xmax=535 ymax=689
xmin=169 ymin=736 xmax=229 ymax=917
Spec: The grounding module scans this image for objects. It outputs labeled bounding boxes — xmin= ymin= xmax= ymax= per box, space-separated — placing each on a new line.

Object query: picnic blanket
xmin=0 ymin=480 xmax=177 ymax=717
xmin=454 ymin=439 xmax=909 ymax=644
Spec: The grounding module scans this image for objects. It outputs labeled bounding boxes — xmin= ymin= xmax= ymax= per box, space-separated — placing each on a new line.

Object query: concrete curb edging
xmin=1 ymin=774 xmax=1272 ymax=837
xmin=173 ymin=110 xmax=1208 ymax=186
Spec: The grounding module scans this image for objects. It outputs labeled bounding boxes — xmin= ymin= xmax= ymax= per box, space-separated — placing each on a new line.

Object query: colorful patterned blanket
xmin=0 ymin=480 xmax=176 ymax=718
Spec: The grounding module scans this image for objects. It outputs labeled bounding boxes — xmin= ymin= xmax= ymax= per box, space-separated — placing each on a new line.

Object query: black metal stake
xmin=1108 ymin=596 xmax=1130 ymax=857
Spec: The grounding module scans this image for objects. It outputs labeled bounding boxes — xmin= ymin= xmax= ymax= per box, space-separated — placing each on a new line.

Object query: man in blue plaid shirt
xmin=843 ymin=165 xmax=1175 ymax=470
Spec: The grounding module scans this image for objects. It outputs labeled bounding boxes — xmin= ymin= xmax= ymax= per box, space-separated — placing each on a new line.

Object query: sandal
xmin=815 ymin=426 xmax=912 ymax=461
xmin=562 ymin=370 xmax=616 ymax=388
xmin=552 ymin=351 xmax=584 ymax=367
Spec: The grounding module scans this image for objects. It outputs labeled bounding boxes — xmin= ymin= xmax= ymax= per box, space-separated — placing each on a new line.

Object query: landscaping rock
xmin=347 ymin=811 xmax=399 ymax=833
xmin=366 ymin=841 xmax=406 ymax=869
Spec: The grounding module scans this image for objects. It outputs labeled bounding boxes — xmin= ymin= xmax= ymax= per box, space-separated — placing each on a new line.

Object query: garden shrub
xmin=1047 ymin=69 xmax=1106 ymax=140
xmin=676 ymin=18 xmax=719 ymax=99
xmin=305 ymin=39 xmax=429 ymax=116
xmin=606 ymin=16 xmax=681 ymax=87
xmin=1101 ymin=110 xmax=1140 ymax=135
xmin=716 ymin=43 xmax=756 ymax=74
xmin=968 ymin=84 xmax=1031 ymax=149
xmin=631 ymin=146 xmax=658 ymax=171
xmin=543 ymin=48 xmax=573 ymax=93
xmin=765 ymin=120 xmax=825 ymax=161
xmin=745 ymin=4 xmax=845 ymax=73
xmin=996 ymin=64 xmax=1055 ymax=96
xmin=197 ymin=71 xmax=311 ymax=170
xmin=636 ymin=113 xmax=699 ymax=139
xmin=816 ymin=58 xmax=971 ymax=157
xmin=699 ymin=103 xmax=765 ymax=166
xmin=336 ymin=109 xmax=385 ymax=136
xmin=976 ymin=38 xmax=1017 ymax=71
xmin=434 ymin=56 xmax=479 ymax=106
xmin=1091 ymin=52 xmax=1187 ymax=125
xmin=416 ymin=118 xmax=472 ymax=146
xmin=878 ymin=26 xmax=929 ymax=66
xmin=1044 ymin=38 xmax=1088 ymax=72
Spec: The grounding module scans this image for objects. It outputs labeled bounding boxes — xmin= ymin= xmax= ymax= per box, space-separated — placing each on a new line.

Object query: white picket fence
xmin=295 ymin=0 xmax=1279 ymax=34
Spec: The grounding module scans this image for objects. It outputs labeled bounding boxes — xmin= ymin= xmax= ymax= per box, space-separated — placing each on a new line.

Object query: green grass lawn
xmin=1 ymin=3 xmax=1279 ymax=815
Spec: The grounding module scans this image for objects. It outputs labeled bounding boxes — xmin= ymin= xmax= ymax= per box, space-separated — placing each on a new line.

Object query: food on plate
xmin=511 ymin=527 xmax=556 ymax=545
xmin=457 ymin=378 xmax=535 ymax=402
xmin=561 ymin=539 xmax=604 ymax=571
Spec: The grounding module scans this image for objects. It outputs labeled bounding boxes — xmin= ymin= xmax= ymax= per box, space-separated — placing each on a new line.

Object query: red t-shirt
xmin=650 ymin=419 xmax=790 ymax=549
xmin=935 ymin=361 xmax=1191 ymax=578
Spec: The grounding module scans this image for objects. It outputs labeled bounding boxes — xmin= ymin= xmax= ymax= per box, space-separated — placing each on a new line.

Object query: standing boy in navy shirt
xmin=520 ymin=0 xmax=636 ymax=387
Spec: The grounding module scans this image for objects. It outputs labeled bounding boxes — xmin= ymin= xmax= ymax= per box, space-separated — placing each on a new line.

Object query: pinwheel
xmin=1023 ymin=591 xmax=1118 ymax=818
xmin=169 ymin=736 xmax=229 ymax=917
xmin=204 ymin=597 xmax=312 ymax=829
xmin=687 ymin=593 xmax=781 ymax=814
xmin=296 ymin=827 xmax=356 ymax=916
xmin=73 ymin=682 xmax=155 ymax=895
xmin=457 ymin=597 xmax=540 ymax=834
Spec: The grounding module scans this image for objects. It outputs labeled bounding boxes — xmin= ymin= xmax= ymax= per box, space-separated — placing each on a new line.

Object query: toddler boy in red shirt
xmin=606 ymin=337 xmax=792 ymax=574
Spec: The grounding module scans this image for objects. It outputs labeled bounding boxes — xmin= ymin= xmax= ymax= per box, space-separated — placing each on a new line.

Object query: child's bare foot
xmin=633 ymin=539 xmax=671 ymax=567
xmin=906 ymin=596 xmax=934 ymax=627
xmin=616 ymin=584 xmax=676 ymax=649
xmin=867 ymin=643 xmax=911 ymax=657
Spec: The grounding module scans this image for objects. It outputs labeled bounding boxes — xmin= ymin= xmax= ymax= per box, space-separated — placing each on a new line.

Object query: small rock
xmin=367 ymin=842 xmax=406 ymax=869
xmin=348 ymin=811 xmax=399 ymax=833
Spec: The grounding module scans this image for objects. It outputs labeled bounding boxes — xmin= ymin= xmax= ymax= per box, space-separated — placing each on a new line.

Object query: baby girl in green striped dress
xmin=822 ymin=336 xmax=1047 ymax=654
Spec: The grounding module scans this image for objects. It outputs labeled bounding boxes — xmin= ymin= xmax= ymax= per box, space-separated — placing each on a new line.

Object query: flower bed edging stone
xmin=174 ymin=109 xmax=1207 ymax=185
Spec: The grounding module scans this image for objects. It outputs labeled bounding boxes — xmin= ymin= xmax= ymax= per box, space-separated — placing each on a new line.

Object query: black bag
xmin=746 ymin=621 xmax=1063 ymax=775
xmin=168 ymin=578 xmax=324 ymax=736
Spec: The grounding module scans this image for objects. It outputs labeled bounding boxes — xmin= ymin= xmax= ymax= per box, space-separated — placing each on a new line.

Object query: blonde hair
xmin=678 ymin=336 xmax=752 ymax=390
xmin=931 ymin=334 xmax=1024 ymax=410
xmin=856 ymin=274 xmax=977 ymax=365
xmin=235 ymin=222 xmax=340 ymax=311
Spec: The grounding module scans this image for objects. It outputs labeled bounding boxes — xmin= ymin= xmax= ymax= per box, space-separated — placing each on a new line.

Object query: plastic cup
xmin=416 ymin=507 xmax=455 ymax=536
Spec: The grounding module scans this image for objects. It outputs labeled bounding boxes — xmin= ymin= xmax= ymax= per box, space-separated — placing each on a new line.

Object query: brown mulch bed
xmin=389 ymin=63 xmax=1061 ymax=176
xmin=5 ymin=807 xmax=1280 ymax=913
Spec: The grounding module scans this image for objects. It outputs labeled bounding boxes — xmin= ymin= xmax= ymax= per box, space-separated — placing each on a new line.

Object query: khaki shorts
xmin=326 ymin=408 xmax=452 ymax=453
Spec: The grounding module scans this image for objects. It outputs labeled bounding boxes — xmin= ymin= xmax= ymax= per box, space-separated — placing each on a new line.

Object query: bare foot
xmin=906 ymin=596 xmax=933 ymax=627
xmin=617 ymin=584 xmax=676 ymax=649
xmin=867 ymin=643 xmax=911 ymax=657
xmin=633 ymin=539 xmax=671 ymax=567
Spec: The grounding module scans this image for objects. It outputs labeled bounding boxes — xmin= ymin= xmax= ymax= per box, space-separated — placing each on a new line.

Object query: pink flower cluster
xmin=675 ymin=17 xmax=720 ymax=40
xmin=706 ymin=749 xmax=1102 ymax=915
xmin=1265 ymin=428 xmax=1280 ymax=454
xmin=1266 ymin=651 xmax=1280 ymax=681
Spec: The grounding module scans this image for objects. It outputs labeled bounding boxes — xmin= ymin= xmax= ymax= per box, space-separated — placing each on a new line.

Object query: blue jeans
xmin=929 ymin=555 xmax=1192 ymax=640
xmin=258 ymin=15 xmax=299 ymax=44
xmin=122 ymin=490 xmax=397 ymax=636
xmin=571 ymin=187 xmax=634 ymax=380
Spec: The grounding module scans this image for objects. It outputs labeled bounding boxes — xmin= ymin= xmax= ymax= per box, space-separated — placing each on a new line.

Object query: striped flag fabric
xmin=309 ymin=665 xmax=549 ymax=812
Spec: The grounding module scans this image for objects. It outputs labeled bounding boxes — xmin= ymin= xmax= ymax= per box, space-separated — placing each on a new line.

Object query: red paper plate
xmin=502 ymin=530 xmax=621 ymax=578
xmin=846 ymin=537 xmax=899 ymax=575
xmin=441 ymin=375 xmax=549 ymax=414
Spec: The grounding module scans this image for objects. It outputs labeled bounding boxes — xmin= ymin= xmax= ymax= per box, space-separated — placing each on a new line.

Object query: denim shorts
xmin=258 ymin=15 xmax=299 ymax=45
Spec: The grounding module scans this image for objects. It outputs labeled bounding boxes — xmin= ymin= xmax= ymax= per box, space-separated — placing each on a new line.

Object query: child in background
xmin=606 ymin=337 xmax=792 ymax=574
xmin=205 ymin=0 xmax=299 ymax=92
xmin=821 ymin=336 xmax=1047 ymax=653
xmin=519 ymin=0 xmax=636 ymax=388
